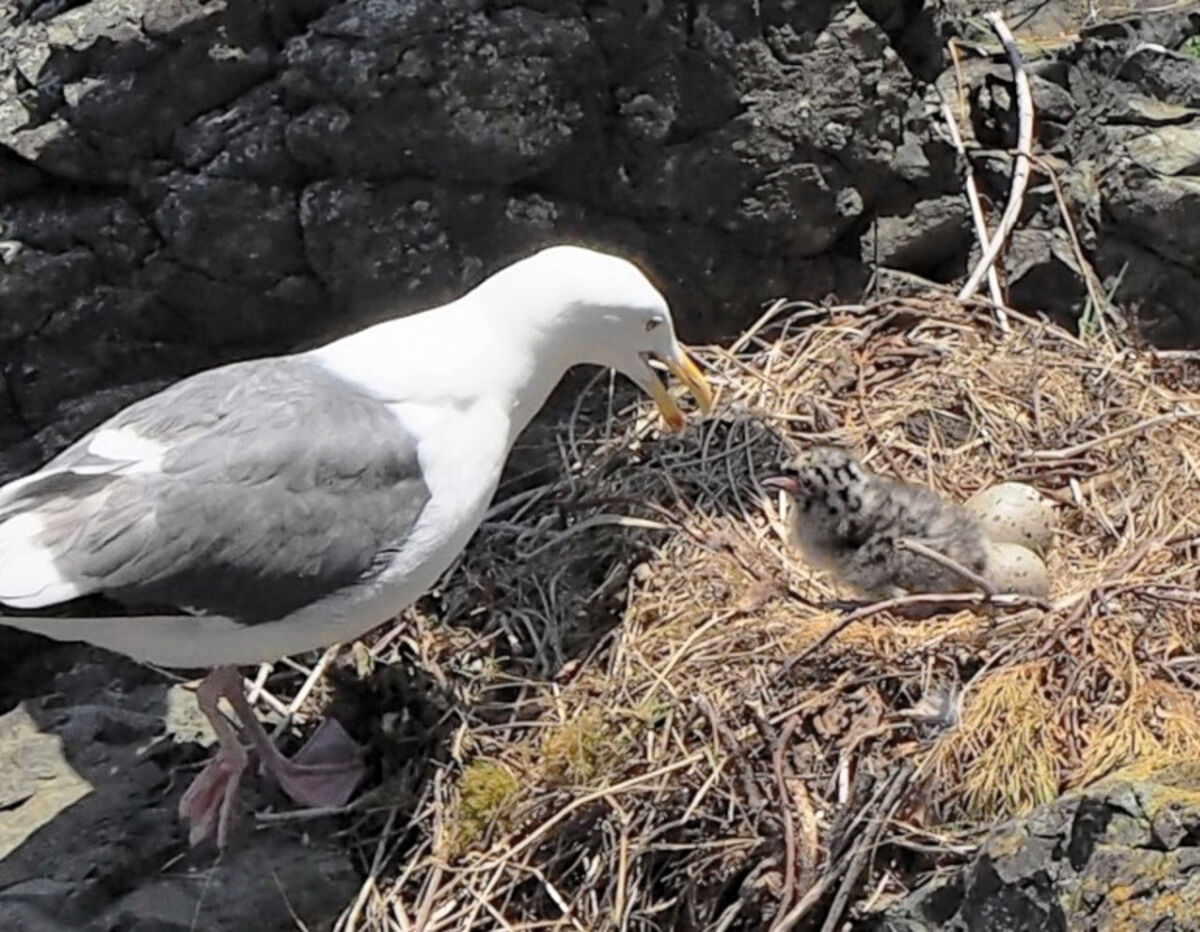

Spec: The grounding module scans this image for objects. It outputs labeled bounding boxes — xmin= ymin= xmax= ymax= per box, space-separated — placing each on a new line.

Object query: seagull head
xmin=486 ymin=245 xmax=715 ymax=431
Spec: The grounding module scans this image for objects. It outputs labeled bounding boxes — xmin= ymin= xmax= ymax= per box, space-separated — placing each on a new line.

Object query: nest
xmin=318 ymin=293 xmax=1200 ymax=930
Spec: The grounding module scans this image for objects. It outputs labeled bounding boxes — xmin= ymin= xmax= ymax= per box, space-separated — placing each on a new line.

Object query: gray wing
xmin=0 ymin=357 xmax=430 ymax=623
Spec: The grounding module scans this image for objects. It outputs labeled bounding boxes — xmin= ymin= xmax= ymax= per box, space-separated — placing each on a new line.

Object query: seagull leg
xmin=178 ymin=666 xmax=248 ymax=848
xmin=221 ymin=675 xmax=366 ymax=810
xmin=178 ymin=666 xmax=365 ymax=846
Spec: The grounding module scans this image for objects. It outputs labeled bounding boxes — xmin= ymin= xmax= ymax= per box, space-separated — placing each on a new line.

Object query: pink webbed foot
xmin=180 ymin=666 xmax=366 ymax=848
xmin=178 ymin=672 xmax=250 ymax=848
xmin=257 ymin=717 xmax=366 ymax=809
xmin=178 ymin=747 xmax=245 ymax=848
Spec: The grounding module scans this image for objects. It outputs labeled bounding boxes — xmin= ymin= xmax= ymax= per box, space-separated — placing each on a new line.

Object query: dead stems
xmin=958 ymin=12 xmax=1035 ymax=304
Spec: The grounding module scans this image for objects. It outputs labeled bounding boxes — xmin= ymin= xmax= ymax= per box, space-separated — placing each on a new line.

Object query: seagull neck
xmin=307 ymin=297 xmax=578 ymax=446
xmin=423 ymin=290 xmax=587 ymax=444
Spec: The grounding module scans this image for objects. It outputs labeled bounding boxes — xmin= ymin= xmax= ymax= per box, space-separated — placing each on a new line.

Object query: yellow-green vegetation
xmin=1079 ymin=681 xmax=1200 ymax=787
xmin=938 ymin=663 xmax=1064 ymax=818
xmin=540 ymin=708 xmax=628 ymax=785
xmin=447 ymin=759 xmax=521 ymax=853
xmin=366 ymin=295 xmax=1200 ymax=927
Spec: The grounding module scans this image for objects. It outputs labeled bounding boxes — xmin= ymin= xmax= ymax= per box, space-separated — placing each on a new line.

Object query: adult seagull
xmin=0 ymin=245 xmax=713 ymax=846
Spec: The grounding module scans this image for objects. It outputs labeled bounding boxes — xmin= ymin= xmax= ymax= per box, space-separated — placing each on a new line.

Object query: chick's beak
xmin=761 ymin=475 xmax=800 ymax=494
xmin=645 ymin=343 xmax=714 ymax=431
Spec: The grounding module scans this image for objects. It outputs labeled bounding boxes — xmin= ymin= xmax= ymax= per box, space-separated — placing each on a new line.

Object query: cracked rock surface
xmin=3 ymin=2 xmax=1200 ymax=929
xmin=2 ymin=2 xmax=1200 ymax=479
xmin=0 ymin=0 xmax=935 ymax=479
xmin=874 ymin=764 xmax=1200 ymax=931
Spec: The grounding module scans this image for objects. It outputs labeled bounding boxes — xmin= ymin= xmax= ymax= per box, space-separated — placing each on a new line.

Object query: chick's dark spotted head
xmin=763 ymin=446 xmax=868 ymax=514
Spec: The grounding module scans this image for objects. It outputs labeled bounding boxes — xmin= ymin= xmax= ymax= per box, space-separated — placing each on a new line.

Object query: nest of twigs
xmin=323 ymin=293 xmax=1200 ymax=930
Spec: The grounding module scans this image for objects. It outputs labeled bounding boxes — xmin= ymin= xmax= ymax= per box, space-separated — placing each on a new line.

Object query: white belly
xmin=2 ymin=510 xmax=486 ymax=668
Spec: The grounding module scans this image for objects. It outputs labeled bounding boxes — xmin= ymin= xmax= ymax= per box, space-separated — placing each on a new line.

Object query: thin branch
xmin=770 ymin=716 xmax=802 ymax=928
xmin=818 ymin=763 xmax=912 ymax=932
xmin=1027 ymin=411 xmax=1200 ymax=461
xmin=941 ymin=99 xmax=1006 ymax=318
xmin=1029 ymin=152 xmax=1112 ymax=344
xmin=776 ymin=591 xmax=1039 ymax=681
xmin=957 ymin=12 xmax=1035 ymax=302
xmin=895 ymin=537 xmax=997 ymax=596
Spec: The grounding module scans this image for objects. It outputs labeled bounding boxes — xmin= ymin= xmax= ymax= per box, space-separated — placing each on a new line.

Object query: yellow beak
xmin=646 ymin=345 xmax=714 ymax=432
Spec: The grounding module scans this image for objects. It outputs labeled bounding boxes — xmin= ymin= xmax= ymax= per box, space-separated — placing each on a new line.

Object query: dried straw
xmin=310 ymin=293 xmax=1200 ymax=930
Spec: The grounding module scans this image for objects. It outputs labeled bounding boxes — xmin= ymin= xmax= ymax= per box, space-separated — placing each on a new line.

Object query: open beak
xmin=645 ymin=344 xmax=714 ymax=432
xmin=761 ymin=475 xmax=800 ymax=494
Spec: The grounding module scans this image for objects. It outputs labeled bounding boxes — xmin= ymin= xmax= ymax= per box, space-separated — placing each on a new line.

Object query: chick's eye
xmin=645 ymin=317 xmax=663 ymax=332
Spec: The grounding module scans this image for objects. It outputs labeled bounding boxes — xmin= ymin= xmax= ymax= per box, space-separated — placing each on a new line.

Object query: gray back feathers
xmin=3 ymin=358 xmax=431 ymax=623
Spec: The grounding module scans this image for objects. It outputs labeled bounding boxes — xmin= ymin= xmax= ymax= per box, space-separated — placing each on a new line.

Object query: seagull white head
xmin=472 ymin=244 xmax=715 ymax=430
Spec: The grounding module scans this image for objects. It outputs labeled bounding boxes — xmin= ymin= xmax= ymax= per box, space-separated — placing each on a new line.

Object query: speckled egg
xmin=965 ymin=482 xmax=1056 ymax=556
xmin=982 ymin=540 xmax=1050 ymax=598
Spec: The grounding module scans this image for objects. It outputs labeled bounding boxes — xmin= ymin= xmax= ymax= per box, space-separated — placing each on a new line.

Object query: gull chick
xmin=763 ymin=447 xmax=990 ymax=599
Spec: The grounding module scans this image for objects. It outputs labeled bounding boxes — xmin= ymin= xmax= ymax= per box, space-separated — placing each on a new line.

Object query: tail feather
xmin=0 ymin=510 xmax=86 ymax=608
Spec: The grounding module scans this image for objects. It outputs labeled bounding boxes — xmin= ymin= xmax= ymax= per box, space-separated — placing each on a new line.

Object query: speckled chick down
xmin=768 ymin=447 xmax=992 ymax=599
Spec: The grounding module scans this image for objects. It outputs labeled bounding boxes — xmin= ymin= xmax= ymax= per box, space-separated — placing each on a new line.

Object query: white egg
xmin=965 ymin=482 xmax=1056 ymax=556
xmin=983 ymin=540 xmax=1050 ymax=598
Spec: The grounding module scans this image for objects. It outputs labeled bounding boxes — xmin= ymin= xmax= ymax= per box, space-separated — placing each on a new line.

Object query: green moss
xmin=1181 ymin=36 xmax=1200 ymax=60
xmin=541 ymin=709 xmax=623 ymax=784
xmin=451 ymin=759 xmax=521 ymax=851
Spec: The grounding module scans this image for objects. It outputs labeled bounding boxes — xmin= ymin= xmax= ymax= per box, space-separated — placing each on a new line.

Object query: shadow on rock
xmin=0 ymin=639 xmax=365 ymax=931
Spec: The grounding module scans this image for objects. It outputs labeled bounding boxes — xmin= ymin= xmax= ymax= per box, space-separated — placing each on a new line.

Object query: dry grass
xmin=270 ymin=293 xmax=1200 ymax=930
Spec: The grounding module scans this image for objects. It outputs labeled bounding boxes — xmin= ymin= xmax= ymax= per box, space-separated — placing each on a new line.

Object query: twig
xmin=271 ymin=643 xmax=342 ymax=738
xmin=1027 ymin=411 xmax=1200 ymax=460
xmin=771 ymin=765 xmax=910 ymax=932
xmin=817 ymin=764 xmax=912 ymax=932
xmin=246 ymin=662 xmax=272 ymax=705
xmin=777 ymin=592 xmax=1038 ymax=681
xmin=1033 ymin=152 xmax=1113 ymax=342
xmin=895 ymin=537 xmax=997 ymax=596
xmin=520 ymin=514 xmax=670 ymax=561
xmin=1060 ymin=537 xmax=1162 ymax=629
xmin=729 ymin=298 xmax=791 ymax=355
xmin=464 ymin=755 xmax=704 ymax=871
xmin=940 ymin=99 xmax=1006 ymax=319
xmin=414 ymin=770 xmax=448 ymax=932
xmin=770 ymin=716 xmax=802 ymax=928
xmin=958 ymin=12 xmax=1034 ymax=302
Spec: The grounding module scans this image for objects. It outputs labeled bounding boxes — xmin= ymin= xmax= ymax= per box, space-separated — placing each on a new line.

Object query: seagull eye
xmin=645 ymin=317 xmax=663 ymax=332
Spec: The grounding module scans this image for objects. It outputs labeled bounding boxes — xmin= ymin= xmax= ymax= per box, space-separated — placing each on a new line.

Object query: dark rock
xmin=923 ymin=6 xmax=1200 ymax=347
xmin=873 ymin=766 xmax=1200 ymax=931
xmin=283 ymin=2 xmax=605 ymax=185
xmin=0 ymin=0 xmax=934 ymax=477
xmin=148 ymin=172 xmax=308 ymax=287
xmin=0 ymin=650 xmax=360 ymax=932
xmin=100 ymin=834 xmax=359 ymax=931
xmin=1002 ymin=228 xmax=1089 ymax=334
xmin=5 ymin=0 xmax=1198 ymax=479
xmin=1097 ymin=234 xmax=1200 ymax=349
xmin=1119 ymin=46 xmax=1200 ymax=110
xmin=862 ymin=194 xmax=968 ymax=274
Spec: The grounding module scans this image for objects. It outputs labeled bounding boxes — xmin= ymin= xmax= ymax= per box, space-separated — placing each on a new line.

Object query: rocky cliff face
xmin=874 ymin=765 xmax=1200 ymax=931
xmin=3 ymin=5 xmax=1200 ymax=927
xmin=0 ymin=0 xmax=916 ymax=478
xmin=2 ymin=1 xmax=1199 ymax=478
